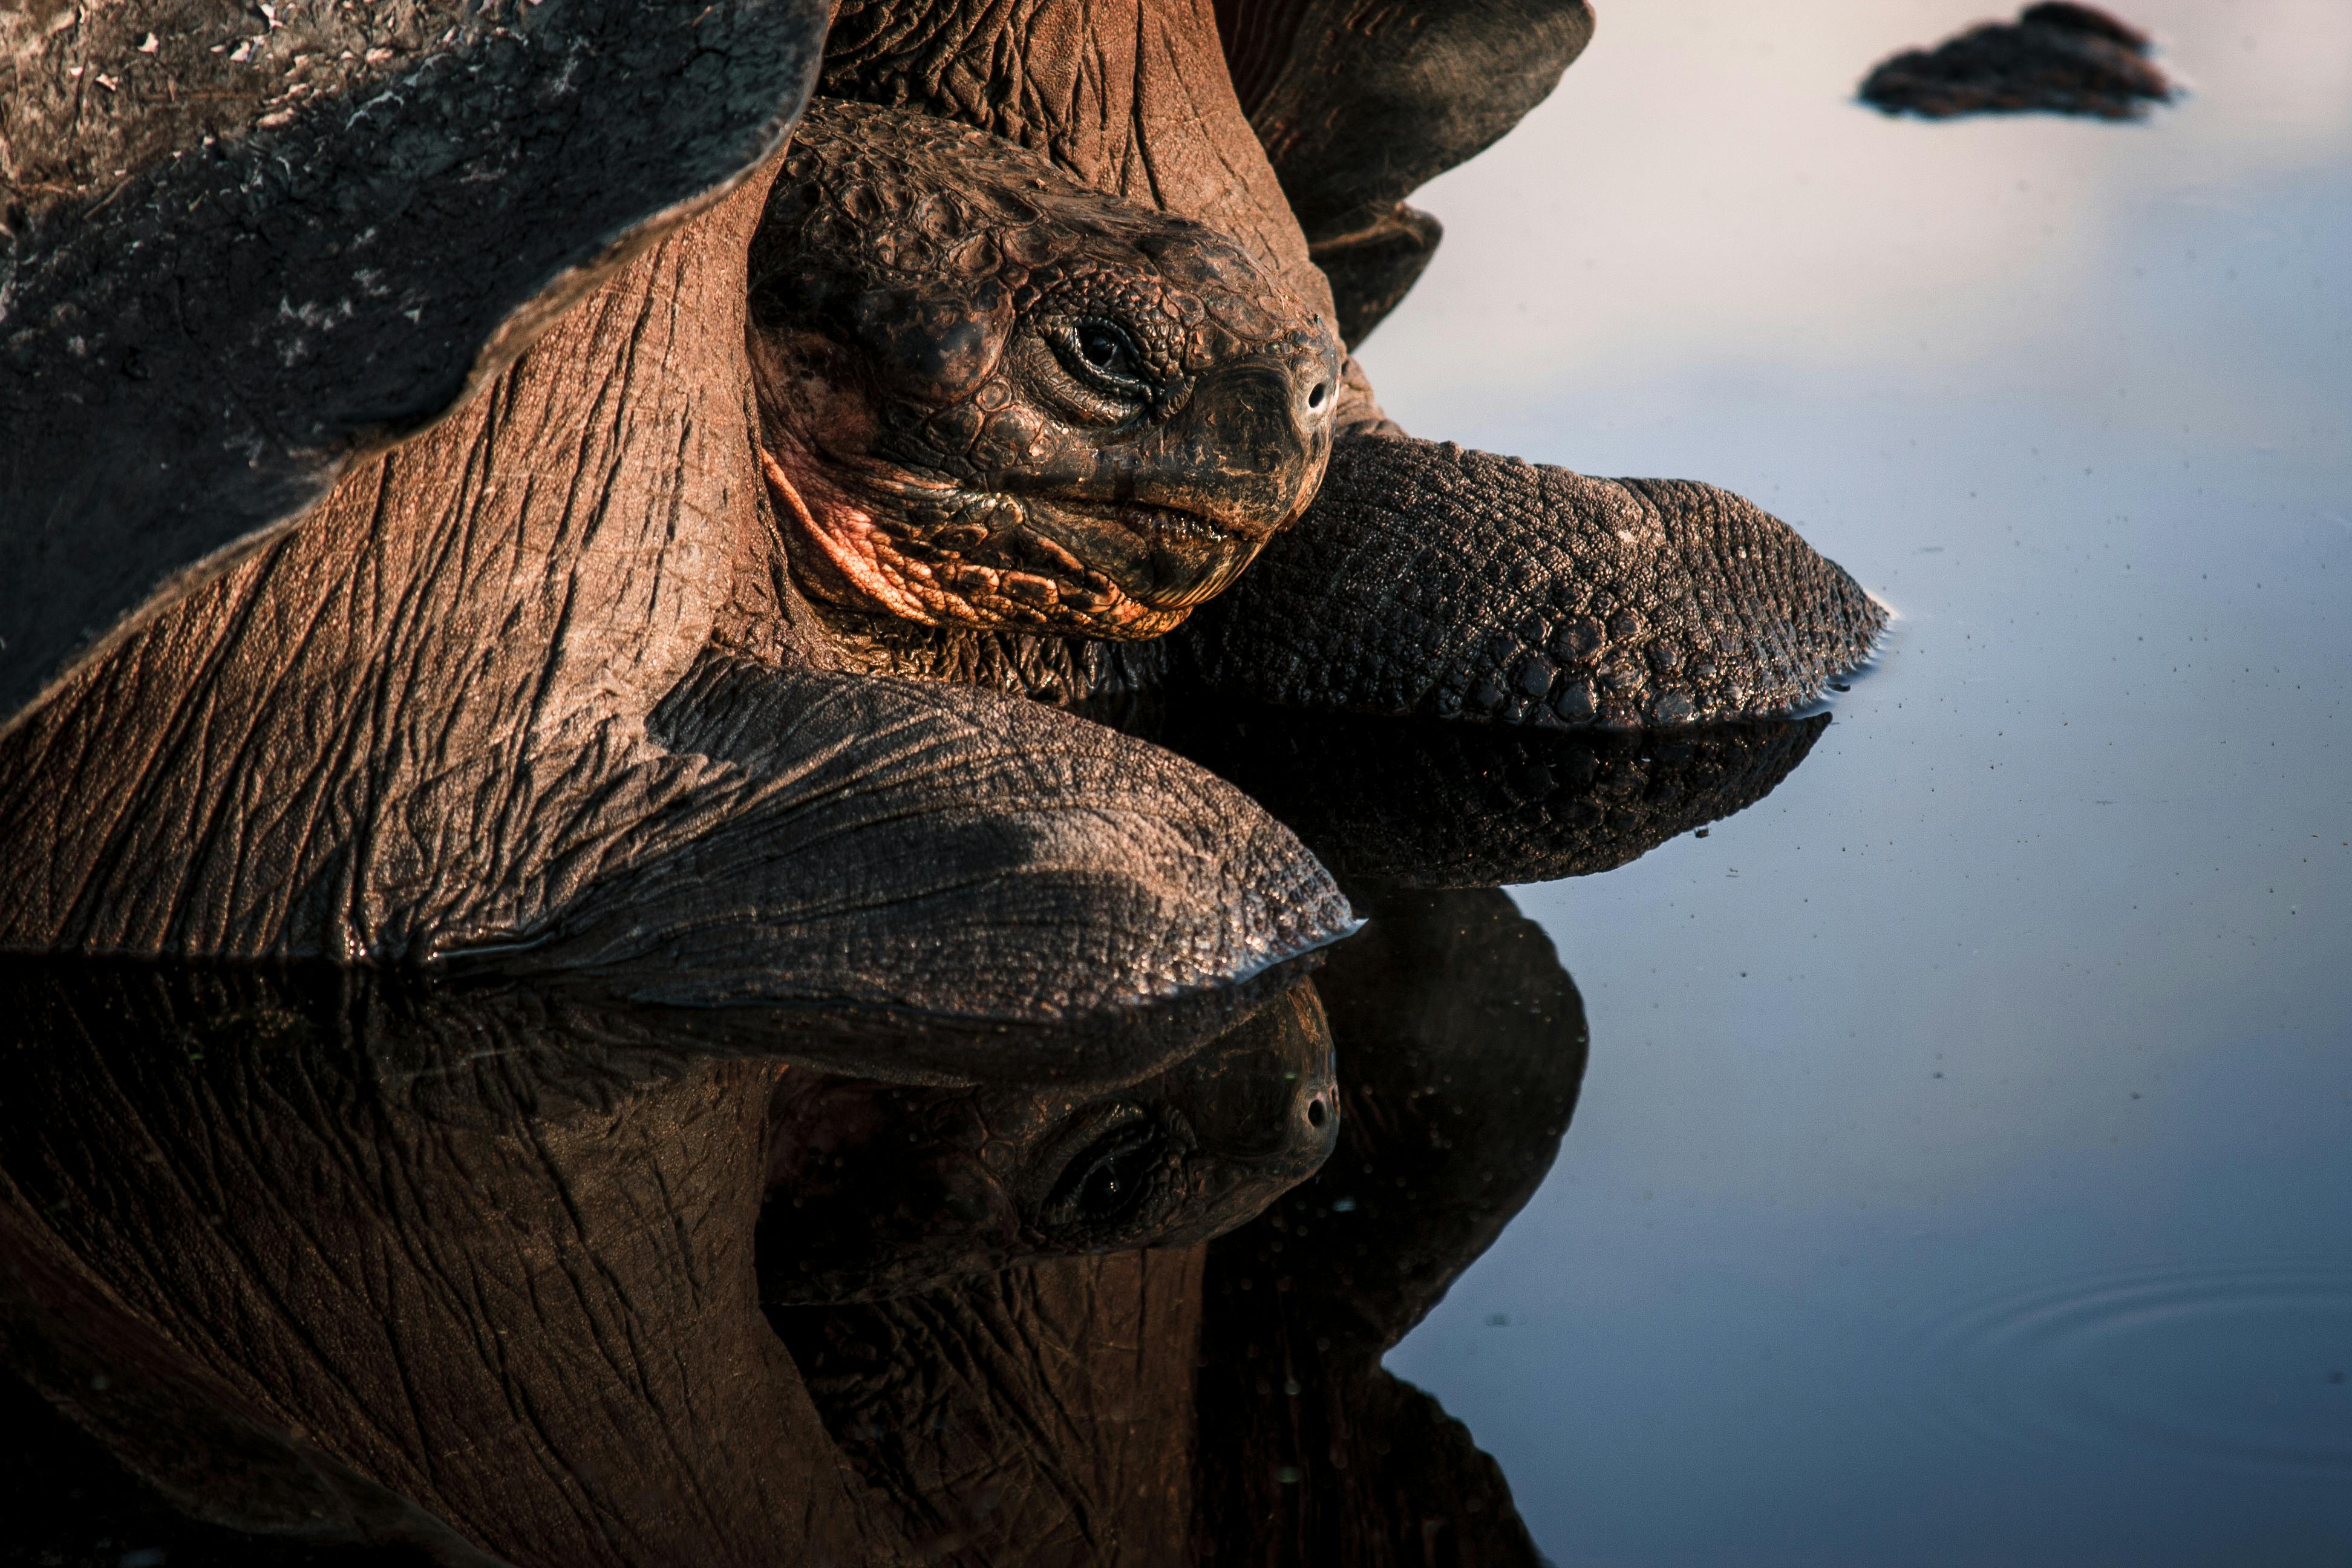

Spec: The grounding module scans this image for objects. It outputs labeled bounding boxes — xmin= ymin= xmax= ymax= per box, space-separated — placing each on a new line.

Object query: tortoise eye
xmin=1071 ymin=320 xmax=1141 ymax=382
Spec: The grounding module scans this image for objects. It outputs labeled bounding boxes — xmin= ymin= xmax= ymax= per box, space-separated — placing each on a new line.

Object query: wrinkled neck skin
xmin=791 ymin=596 xmax=1174 ymax=719
xmin=0 ymin=0 xmax=1383 ymax=956
xmin=806 ymin=0 xmax=1391 ymax=704
xmin=0 ymin=172 xmax=788 ymax=960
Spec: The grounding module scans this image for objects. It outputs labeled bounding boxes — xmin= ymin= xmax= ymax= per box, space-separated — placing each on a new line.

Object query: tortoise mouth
xmin=760 ymin=446 xmax=1267 ymax=636
xmin=1017 ymin=495 xmax=1270 ymax=613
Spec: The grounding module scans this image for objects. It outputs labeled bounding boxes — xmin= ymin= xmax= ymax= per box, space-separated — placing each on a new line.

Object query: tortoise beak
xmin=1027 ymin=347 xmax=1338 ymax=612
xmin=1141 ymin=354 xmax=1337 ymax=536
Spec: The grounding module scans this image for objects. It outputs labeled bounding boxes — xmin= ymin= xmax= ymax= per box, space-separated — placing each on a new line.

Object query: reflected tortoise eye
xmin=1070 ymin=1142 xmax=1154 ymax=1220
xmin=1050 ymin=1120 xmax=1163 ymax=1226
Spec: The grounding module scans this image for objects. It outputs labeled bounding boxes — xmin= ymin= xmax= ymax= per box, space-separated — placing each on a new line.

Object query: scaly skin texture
xmin=799 ymin=8 xmax=1881 ymax=718
xmin=1181 ymin=437 xmax=1889 ymax=730
xmin=813 ymin=0 xmax=1423 ymax=440
xmin=0 ymin=10 xmax=1879 ymax=1567
xmin=748 ymin=102 xmax=1339 ymax=641
xmin=1 ymin=0 xmax=1870 ymax=999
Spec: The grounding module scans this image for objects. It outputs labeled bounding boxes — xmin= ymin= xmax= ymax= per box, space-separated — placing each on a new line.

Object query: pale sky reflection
xmin=1359 ymin=0 xmax=2352 ymax=407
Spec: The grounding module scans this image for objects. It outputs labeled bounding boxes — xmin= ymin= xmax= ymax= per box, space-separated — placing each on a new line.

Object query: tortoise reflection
xmin=771 ymin=886 xmax=1586 ymax=1566
xmin=760 ymin=987 xmax=1335 ymax=1303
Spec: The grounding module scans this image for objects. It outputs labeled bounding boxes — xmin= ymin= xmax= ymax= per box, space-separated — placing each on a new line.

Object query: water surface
xmin=1367 ymin=3 xmax=2352 ymax=1561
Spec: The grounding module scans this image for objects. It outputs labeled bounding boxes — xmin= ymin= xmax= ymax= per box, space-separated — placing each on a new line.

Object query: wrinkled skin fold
xmin=1 ymin=744 xmax=1772 ymax=1566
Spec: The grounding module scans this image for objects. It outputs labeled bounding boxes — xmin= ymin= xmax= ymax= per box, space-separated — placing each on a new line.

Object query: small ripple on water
xmin=1906 ymin=1261 xmax=2352 ymax=1478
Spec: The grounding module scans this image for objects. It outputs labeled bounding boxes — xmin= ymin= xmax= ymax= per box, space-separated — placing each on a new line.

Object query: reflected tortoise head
xmin=759 ymin=983 xmax=1338 ymax=1303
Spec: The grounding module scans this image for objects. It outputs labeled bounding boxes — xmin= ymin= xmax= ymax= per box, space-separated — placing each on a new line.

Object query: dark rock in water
xmin=1861 ymin=4 xmax=2175 ymax=120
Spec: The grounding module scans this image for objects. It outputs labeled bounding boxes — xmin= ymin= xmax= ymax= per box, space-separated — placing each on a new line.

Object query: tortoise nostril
xmin=1306 ymin=1096 xmax=1328 ymax=1128
xmin=1307 ymin=382 xmax=1329 ymax=411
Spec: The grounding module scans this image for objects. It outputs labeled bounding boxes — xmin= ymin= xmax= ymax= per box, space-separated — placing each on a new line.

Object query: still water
xmin=1365 ymin=1 xmax=2352 ymax=1563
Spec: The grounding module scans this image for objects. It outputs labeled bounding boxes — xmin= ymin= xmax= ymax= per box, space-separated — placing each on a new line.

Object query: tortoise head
xmin=747 ymin=102 xmax=1342 ymax=639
